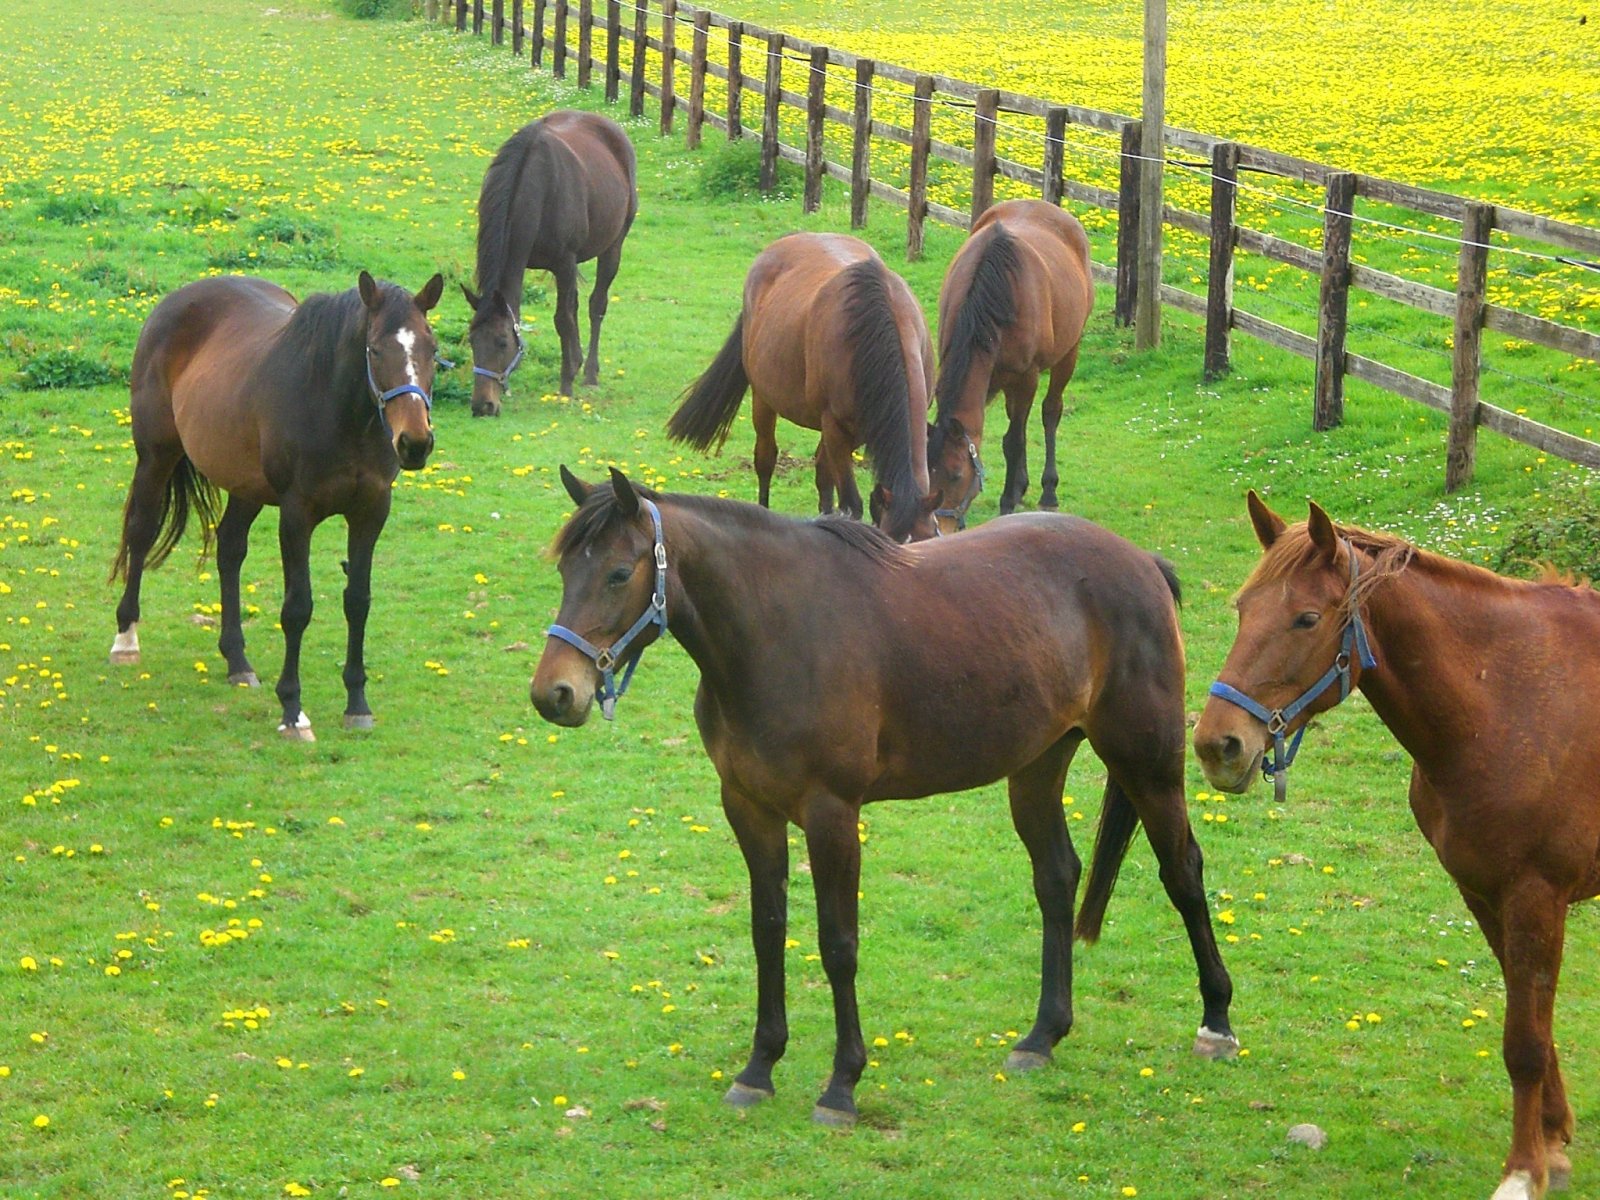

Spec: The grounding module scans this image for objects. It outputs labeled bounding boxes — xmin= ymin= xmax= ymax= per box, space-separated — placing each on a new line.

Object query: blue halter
xmin=472 ymin=319 xmax=525 ymax=390
xmin=1207 ymin=540 xmax=1378 ymax=804
xmin=545 ymin=498 xmax=669 ymax=721
xmin=934 ymin=429 xmax=985 ymax=531
xmin=365 ymin=347 xmax=434 ymax=412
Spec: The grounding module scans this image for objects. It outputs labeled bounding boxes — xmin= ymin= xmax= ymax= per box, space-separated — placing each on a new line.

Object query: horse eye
xmin=607 ymin=565 xmax=633 ymax=586
xmin=1292 ymin=611 xmax=1321 ymax=629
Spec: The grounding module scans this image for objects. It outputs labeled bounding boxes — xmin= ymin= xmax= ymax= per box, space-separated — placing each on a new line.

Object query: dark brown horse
xmin=465 ymin=110 xmax=638 ymax=413
xmin=1195 ymin=492 xmax=1600 ymax=1200
xmin=532 ymin=467 xmax=1237 ymax=1125
xmin=927 ymin=199 xmax=1094 ymax=532
xmin=110 ymin=270 xmax=445 ymax=741
xmin=665 ymin=232 xmax=939 ymax=542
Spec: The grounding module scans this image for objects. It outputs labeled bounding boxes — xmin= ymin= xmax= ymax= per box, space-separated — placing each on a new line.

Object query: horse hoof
xmin=109 ymin=649 xmax=141 ymax=666
xmin=811 ymin=1104 xmax=856 ymax=1129
xmin=343 ymin=713 xmax=375 ymax=731
xmin=1548 ymin=1147 xmax=1572 ymax=1191
xmin=278 ymin=712 xmax=315 ymax=743
xmin=1490 ymin=1169 xmax=1539 ymax=1200
xmin=723 ymin=1082 xmax=773 ymax=1110
xmin=1193 ymin=1027 xmax=1240 ymax=1059
xmin=229 ymin=671 xmax=260 ymax=687
xmin=1004 ymin=1048 xmax=1052 ymax=1072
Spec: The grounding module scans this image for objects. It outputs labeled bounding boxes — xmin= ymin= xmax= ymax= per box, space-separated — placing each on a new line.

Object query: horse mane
xmin=935 ymin=221 xmax=1019 ymax=421
xmin=266 ymin=287 xmax=368 ymax=392
xmin=475 ymin=126 xmax=542 ymax=313
xmin=552 ymin=483 xmax=906 ymax=569
xmin=840 ymin=258 xmax=921 ymax=537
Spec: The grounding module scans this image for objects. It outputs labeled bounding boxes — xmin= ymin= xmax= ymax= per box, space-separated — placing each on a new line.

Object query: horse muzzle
xmin=1192 ymin=708 xmax=1265 ymax=794
xmin=470 ymin=379 xmax=504 ymax=419
xmin=395 ymin=429 xmax=434 ymax=471
xmin=531 ymin=657 xmax=597 ymax=727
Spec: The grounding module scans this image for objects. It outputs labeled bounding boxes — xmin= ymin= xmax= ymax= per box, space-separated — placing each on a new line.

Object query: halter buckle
xmin=1266 ymin=711 xmax=1288 ymax=735
xmin=593 ymin=648 xmax=616 ymax=673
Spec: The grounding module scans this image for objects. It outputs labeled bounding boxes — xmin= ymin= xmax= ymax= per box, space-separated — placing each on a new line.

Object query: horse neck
xmin=934 ymin=342 xmax=997 ymax=445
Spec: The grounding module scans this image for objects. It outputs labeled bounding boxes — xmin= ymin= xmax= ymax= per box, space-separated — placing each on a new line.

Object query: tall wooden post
xmin=659 ymin=0 xmax=677 ymax=135
xmin=552 ymin=0 xmax=567 ymax=77
xmin=473 ymin=0 xmax=484 ymax=35
xmin=491 ymin=0 xmax=504 ymax=44
xmin=511 ymin=0 xmax=523 ymax=55
xmin=687 ymin=10 xmax=710 ymax=149
xmin=456 ymin=0 xmax=468 ymax=32
xmin=1446 ymin=203 xmax=1494 ymax=491
xmin=907 ymin=74 xmax=933 ymax=261
xmin=1042 ymin=107 xmax=1067 ymax=206
xmin=803 ymin=46 xmax=828 ymax=213
xmin=727 ymin=22 xmax=744 ymax=140
xmin=1313 ymin=172 xmax=1356 ymax=431
xmin=759 ymin=32 xmax=782 ymax=193
xmin=530 ymin=0 xmax=545 ymax=65
xmin=604 ymin=0 xmax=620 ymax=101
xmin=1134 ymin=0 xmax=1166 ymax=349
xmin=1204 ymin=141 xmax=1239 ymax=381
xmin=1114 ymin=120 xmax=1141 ymax=327
xmin=850 ymin=58 xmax=875 ymax=228
xmin=971 ymin=89 xmax=999 ymax=225
xmin=629 ymin=0 xmax=648 ymax=118
xmin=577 ymin=0 xmax=592 ymax=87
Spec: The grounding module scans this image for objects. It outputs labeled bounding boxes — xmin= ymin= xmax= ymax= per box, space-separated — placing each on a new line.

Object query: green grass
xmin=1 ymin=3 xmax=1598 ymax=1200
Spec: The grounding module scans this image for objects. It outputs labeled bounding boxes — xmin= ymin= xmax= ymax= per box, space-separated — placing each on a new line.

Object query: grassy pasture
xmin=1 ymin=3 xmax=1598 ymax=1199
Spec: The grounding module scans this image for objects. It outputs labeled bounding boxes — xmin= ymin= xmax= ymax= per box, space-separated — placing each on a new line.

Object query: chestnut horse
xmin=532 ymin=467 xmax=1237 ymax=1126
xmin=1195 ymin=491 xmax=1600 ymax=1200
xmin=110 ymin=271 xmax=445 ymax=740
xmin=464 ymin=110 xmax=637 ymax=413
xmin=927 ymin=199 xmax=1094 ymax=532
xmin=665 ymin=232 xmax=938 ymax=542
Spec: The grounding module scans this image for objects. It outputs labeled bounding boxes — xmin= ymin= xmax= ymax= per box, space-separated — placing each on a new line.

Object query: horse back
xmin=966 ymin=199 xmax=1094 ymax=370
xmin=520 ymin=111 xmax=638 ymax=264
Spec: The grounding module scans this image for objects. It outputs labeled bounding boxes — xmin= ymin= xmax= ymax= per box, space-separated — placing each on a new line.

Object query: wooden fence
xmin=438 ymin=0 xmax=1600 ymax=490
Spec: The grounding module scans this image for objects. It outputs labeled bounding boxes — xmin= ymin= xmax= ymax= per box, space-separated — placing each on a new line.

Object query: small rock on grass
xmin=1287 ymin=1123 xmax=1328 ymax=1150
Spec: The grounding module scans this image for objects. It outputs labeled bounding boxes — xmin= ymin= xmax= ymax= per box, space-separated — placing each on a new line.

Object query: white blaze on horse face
xmin=394 ymin=327 xmax=421 ymax=387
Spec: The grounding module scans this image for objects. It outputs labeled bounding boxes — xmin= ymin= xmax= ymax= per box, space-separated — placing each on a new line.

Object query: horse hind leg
xmin=802 ymin=791 xmax=868 ymax=1126
xmin=721 ymin=785 xmax=791 ymax=1108
xmin=751 ymin=397 xmax=780 ymax=508
xmin=1038 ymin=346 xmax=1080 ymax=511
xmin=820 ymin=414 xmax=862 ymax=520
xmin=552 ymin=260 xmax=582 ymax=397
xmin=582 ymin=241 xmax=623 ymax=387
xmin=998 ymin=373 xmax=1039 ymax=514
xmin=215 ymin=494 xmax=263 ymax=685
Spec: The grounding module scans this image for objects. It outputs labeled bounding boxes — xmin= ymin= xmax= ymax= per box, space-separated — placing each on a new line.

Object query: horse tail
xmin=110 ymin=456 xmax=220 ymax=582
xmin=935 ymin=222 xmax=1020 ymax=421
xmin=1155 ymin=553 xmax=1182 ymax=607
xmin=1075 ymin=776 xmax=1142 ymax=944
xmin=842 ymin=258 xmax=921 ymax=539
xmin=667 ymin=313 xmax=749 ymax=451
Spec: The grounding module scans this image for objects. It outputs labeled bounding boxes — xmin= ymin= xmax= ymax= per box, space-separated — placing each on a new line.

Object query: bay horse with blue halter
xmin=927 ymin=199 xmax=1094 ymax=533
xmin=665 ymin=232 xmax=940 ymax=543
xmin=532 ymin=467 xmax=1238 ymax=1126
xmin=1195 ymin=490 xmax=1600 ymax=1200
xmin=464 ymin=110 xmax=638 ymax=414
xmin=110 ymin=270 xmax=445 ymax=741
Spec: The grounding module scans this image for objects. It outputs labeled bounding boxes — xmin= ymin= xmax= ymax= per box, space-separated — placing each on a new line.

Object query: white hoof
xmin=278 ymin=711 xmax=315 ymax=743
xmin=1193 ymin=1026 xmax=1240 ymax=1059
xmin=109 ymin=625 xmax=140 ymax=665
xmin=1490 ymin=1169 xmax=1540 ymax=1200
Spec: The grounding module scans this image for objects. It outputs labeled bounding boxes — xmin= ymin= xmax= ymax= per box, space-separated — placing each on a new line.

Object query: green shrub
xmin=17 ymin=347 xmax=123 ymax=390
xmin=1489 ymin=475 xmax=1600 ymax=581
xmin=698 ymin=139 xmax=802 ymax=200
xmin=38 ymin=192 xmax=118 ymax=223
xmin=337 ymin=0 xmax=412 ymax=17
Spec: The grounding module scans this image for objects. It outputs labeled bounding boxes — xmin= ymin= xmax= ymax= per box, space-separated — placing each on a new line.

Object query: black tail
xmin=667 ymin=312 xmax=749 ymax=451
xmin=1155 ymin=554 xmax=1182 ymax=606
xmin=841 ymin=259 xmax=921 ymax=540
xmin=934 ymin=222 xmax=1020 ymax=421
xmin=110 ymin=456 xmax=220 ymax=582
xmin=1075 ymin=776 xmax=1142 ymax=943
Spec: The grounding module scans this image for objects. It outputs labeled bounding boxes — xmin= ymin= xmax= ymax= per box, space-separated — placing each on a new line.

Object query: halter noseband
xmin=545 ymin=498 xmax=669 ymax=721
xmin=1207 ymin=539 xmax=1378 ymax=804
xmin=472 ymin=311 xmax=525 ymax=390
xmin=933 ymin=430 xmax=985 ymax=530
xmin=365 ymin=346 xmax=434 ymax=413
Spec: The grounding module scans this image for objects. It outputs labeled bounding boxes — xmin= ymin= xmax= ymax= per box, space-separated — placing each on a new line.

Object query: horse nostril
xmin=551 ymin=682 xmax=574 ymax=713
xmin=1220 ymin=734 xmax=1243 ymax=763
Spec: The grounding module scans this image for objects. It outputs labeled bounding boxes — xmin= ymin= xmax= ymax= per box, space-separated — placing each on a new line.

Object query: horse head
xmin=463 ymin=285 xmax=523 ymax=418
xmin=868 ymin=482 xmax=944 ymax=543
xmin=926 ymin=416 xmax=983 ymax=534
xmin=359 ymin=269 xmax=443 ymax=471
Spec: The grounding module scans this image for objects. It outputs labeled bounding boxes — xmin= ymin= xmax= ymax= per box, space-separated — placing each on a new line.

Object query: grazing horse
xmin=928 ymin=199 xmax=1094 ymax=532
xmin=665 ymin=232 xmax=939 ymax=543
xmin=110 ymin=270 xmax=445 ymax=741
xmin=465 ymin=110 xmax=638 ymax=413
xmin=1194 ymin=491 xmax=1600 ymax=1200
xmin=532 ymin=467 xmax=1237 ymax=1125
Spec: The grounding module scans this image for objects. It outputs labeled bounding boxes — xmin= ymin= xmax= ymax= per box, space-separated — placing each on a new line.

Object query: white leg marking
xmin=278 ymin=710 xmax=312 ymax=733
xmin=1490 ymin=1169 xmax=1538 ymax=1200
xmin=109 ymin=624 xmax=140 ymax=664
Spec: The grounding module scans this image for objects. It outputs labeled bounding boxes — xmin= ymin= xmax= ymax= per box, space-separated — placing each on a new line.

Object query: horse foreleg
xmin=111 ymin=448 xmax=182 ymax=665
xmin=803 ymin=792 xmax=866 ymax=1126
xmin=751 ymin=397 xmax=779 ymax=508
xmin=721 ymin=785 xmax=790 ymax=1107
xmin=274 ymin=502 xmax=317 ymax=742
xmin=583 ymin=241 xmax=623 ymax=387
xmin=1038 ymin=348 xmax=1078 ymax=511
xmin=812 ymin=436 xmax=835 ymax=514
xmin=553 ymin=260 xmax=582 ymax=397
xmin=215 ymin=494 xmax=263 ymax=685
xmin=340 ymin=497 xmax=390 ymax=730
xmin=1004 ymin=735 xmax=1083 ymax=1069
xmin=999 ymin=374 xmax=1039 ymax=514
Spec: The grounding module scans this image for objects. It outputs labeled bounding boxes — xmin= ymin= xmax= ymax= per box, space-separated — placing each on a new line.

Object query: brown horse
xmin=532 ymin=467 xmax=1237 ymax=1125
xmin=464 ymin=110 xmax=638 ymax=414
xmin=927 ymin=199 xmax=1094 ymax=532
xmin=1194 ymin=491 xmax=1600 ymax=1200
xmin=665 ymin=232 xmax=939 ymax=542
xmin=110 ymin=270 xmax=445 ymax=740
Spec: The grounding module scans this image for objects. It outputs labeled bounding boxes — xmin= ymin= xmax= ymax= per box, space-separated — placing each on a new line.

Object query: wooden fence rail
xmin=435 ymin=0 xmax=1600 ymax=488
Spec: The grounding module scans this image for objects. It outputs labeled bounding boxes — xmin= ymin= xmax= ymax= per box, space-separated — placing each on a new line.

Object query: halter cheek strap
xmin=545 ymin=498 xmax=669 ymax=721
xmin=472 ymin=320 xmax=525 ymax=389
xmin=934 ymin=432 xmax=985 ymax=531
xmin=1207 ymin=539 xmax=1378 ymax=804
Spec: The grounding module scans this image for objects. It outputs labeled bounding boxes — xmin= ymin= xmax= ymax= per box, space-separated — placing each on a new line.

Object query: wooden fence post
xmin=1446 ymin=203 xmax=1494 ymax=491
xmin=511 ymin=0 xmax=523 ymax=55
xmin=629 ymin=0 xmax=648 ymax=118
xmin=659 ymin=0 xmax=677 ymax=136
xmin=577 ymin=0 xmax=592 ymax=87
xmin=530 ymin=0 xmax=545 ymax=65
xmin=850 ymin=58 xmax=874 ymax=228
xmin=1114 ymin=120 xmax=1141 ymax=326
xmin=1204 ymin=141 xmax=1239 ymax=381
xmin=907 ymin=74 xmax=933 ymax=261
xmin=759 ymin=32 xmax=782 ymax=192
xmin=456 ymin=0 xmax=468 ymax=32
xmin=492 ymin=0 xmax=504 ymax=44
xmin=687 ymin=10 xmax=710 ymax=149
xmin=552 ymin=0 xmax=568 ymax=77
xmin=727 ymin=21 xmax=744 ymax=140
xmin=604 ymin=0 xmax=620 ymax=100
xmin=972 ymin=88 xmax=998 ymax=224
xmin=474 ymin=0 xmax=485 ymax=35
xmin=1313 ymin=172 xmax=1356 ymax=431
xmin=1042 ymin=107 xmax=1067 ymax=206
xmin=803 ymin=46 xmax=828 ymax=213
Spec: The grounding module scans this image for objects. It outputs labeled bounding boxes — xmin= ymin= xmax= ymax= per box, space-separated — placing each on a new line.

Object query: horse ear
xmin=608 ymin=467 xmax=640 ymax=518
xmin=1246 ymin=489 xmax=1286 ymax=549
xmin=358 ymin=270 xmax=380 ymax=311
xmin=462 ymin=284 xmax=481 ymax=312
xmin=413 ymin=274 xmax=444 ymax=314
xmin=946 ymin=416 xmax=966 ymax=440
xmin=559 ymin=464 xmax=593 ymax=507
xmin=1306 ymin=501 xmax=1340 ymax=561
